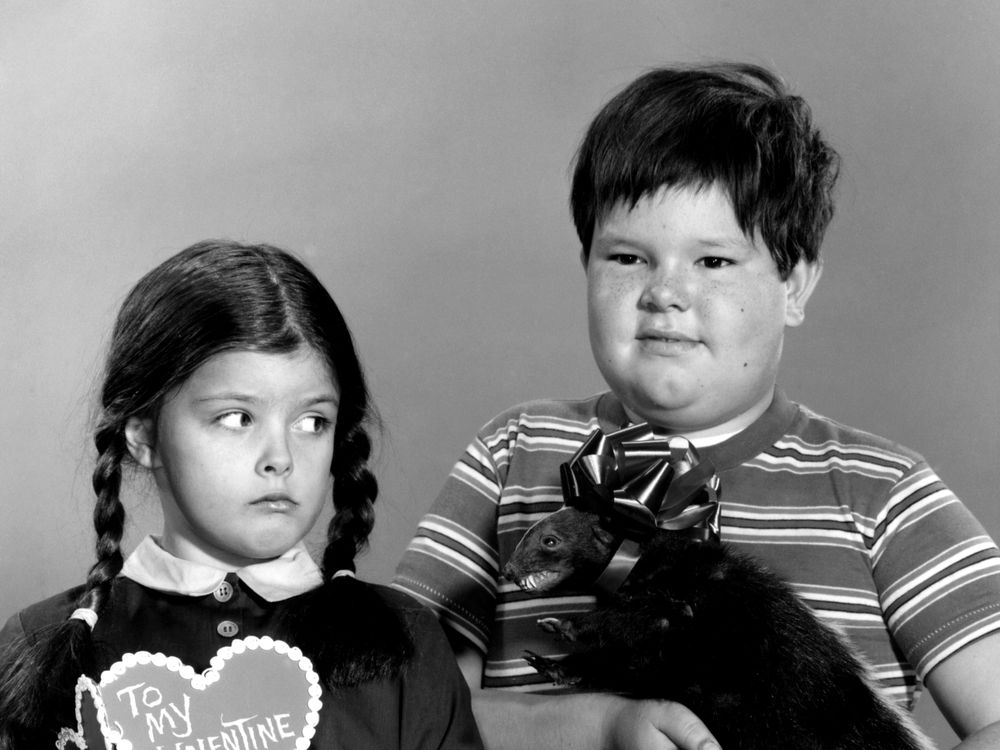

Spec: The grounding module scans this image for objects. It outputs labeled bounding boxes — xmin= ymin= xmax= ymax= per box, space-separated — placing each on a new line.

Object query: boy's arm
xmin=864 ymin=462 xmax=1000 ymax=748
xmin=454 ymin=646 xmax=721 ymax=750
xmin=923 ymin=632 xmax=1000 ymax=749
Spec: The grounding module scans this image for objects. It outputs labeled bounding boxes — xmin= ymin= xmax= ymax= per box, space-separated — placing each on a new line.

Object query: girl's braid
xmin=322 ymin=422 xmax=378 ymax=577
xmin=0 ymin=428 xmax=128 ymax=745
xmin=297 ymin=419 xmax=411 ymax=688
xmin=81 ymin=424 xmax=128 ymax=610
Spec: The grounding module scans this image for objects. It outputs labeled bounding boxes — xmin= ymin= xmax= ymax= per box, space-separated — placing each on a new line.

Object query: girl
xmin=0 ymin=241 xmax=483 ymax=749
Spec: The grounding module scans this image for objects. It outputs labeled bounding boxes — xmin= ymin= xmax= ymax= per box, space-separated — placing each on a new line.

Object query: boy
xmin=394 ymin=63 xmax=1000 ymax=749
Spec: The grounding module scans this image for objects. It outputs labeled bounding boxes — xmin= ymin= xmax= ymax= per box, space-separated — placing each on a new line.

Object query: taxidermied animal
xmin=504 ymin=506 xmax=933 ymax=750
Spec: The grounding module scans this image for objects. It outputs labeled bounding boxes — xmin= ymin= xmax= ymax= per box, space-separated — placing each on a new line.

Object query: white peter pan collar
xmin=121 ymin=535 xmax=324 ymax=603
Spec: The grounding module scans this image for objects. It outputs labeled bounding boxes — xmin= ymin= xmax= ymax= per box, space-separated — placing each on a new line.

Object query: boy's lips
xmin=636 ymin=328 xmax=700 ymax=354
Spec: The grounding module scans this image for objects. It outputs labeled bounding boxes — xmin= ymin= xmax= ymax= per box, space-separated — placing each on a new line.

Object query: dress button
xmin=213 ymin=581 xmax=234 ymax=602
xmin=217 ymin=620 xmax=239 ymax=638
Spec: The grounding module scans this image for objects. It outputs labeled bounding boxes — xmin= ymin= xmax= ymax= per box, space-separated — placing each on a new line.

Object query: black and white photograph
xmin=1 ymin=2 xmax=998 ymax=748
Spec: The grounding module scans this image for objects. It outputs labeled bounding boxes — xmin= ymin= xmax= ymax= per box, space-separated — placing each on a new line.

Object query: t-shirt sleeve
xmin=870 ymin=462 xmax=1000 ymax=679
xmin=393 ymin=429 xmax=504 ymax=657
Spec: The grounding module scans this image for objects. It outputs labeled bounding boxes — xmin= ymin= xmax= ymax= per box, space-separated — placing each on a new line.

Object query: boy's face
xmin=585 ymin=184 xmax=820 ymax=433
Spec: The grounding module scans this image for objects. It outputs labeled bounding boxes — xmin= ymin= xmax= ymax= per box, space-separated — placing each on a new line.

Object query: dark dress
xmin=0 ymin=575 xmax=483 ymax=749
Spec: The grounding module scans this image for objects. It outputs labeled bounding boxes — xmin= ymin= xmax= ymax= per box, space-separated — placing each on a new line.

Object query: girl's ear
xmin=784 ymin=259 xmax=823 ymax=327
xmin=124 ymin=417 xmax=159 ymax=468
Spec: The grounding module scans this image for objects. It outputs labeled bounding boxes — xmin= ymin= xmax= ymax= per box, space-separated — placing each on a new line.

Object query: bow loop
xmin=559 ymin=424 xmax=722 ymax=592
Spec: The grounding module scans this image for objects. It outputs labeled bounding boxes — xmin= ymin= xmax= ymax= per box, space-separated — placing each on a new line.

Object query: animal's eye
xmin=541 ymin=535 xmax=560 ymax=548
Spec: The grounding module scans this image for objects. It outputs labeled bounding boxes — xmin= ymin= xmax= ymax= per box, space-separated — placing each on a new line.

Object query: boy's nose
xmin=640 ymin=271 xmax=693 ymax=311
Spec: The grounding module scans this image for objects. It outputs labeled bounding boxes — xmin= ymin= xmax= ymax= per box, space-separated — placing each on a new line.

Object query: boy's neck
xmin=623 ymin=389 xmax=774 ymax=446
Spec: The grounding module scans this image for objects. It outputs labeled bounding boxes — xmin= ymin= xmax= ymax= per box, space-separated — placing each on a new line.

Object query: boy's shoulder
xmin=787 ymin=399 xmax=926 ymax=467
xmin=477 ymin=392 xmax=615 ymax=435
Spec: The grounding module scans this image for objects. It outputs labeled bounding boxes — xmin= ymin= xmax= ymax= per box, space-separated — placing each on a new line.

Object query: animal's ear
xmin=592 ymin=523 xmax=615 ymax=548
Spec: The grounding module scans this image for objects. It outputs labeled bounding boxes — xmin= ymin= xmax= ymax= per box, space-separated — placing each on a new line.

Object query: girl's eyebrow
xmin=195 ymin=393 xmax=340 ymax=407
xmin=302 ymin=394 xmax=340 ymax=408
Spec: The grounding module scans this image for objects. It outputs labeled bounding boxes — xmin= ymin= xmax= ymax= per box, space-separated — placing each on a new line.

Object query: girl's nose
xmin=256 ymin=430 xmax=293 ymax=477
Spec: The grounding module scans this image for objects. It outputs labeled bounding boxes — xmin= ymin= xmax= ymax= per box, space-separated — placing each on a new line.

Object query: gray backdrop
xmin=2 ymin=2 xmax=998 ymax=746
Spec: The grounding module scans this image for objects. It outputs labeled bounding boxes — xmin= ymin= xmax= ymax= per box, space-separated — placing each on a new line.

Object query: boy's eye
xmin=217 ymin=411 xmax=252 ymax=429
xmin=700 ymin=256 xmax=733 ymax=269
xmin=610 ymin=253 xmax=643 ymax=266
xmin=295 ymin=415 xmax=330 ymax=434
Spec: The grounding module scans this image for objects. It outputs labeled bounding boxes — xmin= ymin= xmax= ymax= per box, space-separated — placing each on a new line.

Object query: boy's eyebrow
xmin=595 ymin=232 xmax=754 ymax=250
xmin=694 ymin=236 xmax=755 ymax=250
xmin=592 ymin=231 xmax=653 ymax=249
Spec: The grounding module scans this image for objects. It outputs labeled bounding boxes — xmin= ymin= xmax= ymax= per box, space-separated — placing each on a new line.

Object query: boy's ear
xmin=784 ymin=259 xmax=823 ymax=327
xmin=124 ymin=417 xmax=159 ymax=469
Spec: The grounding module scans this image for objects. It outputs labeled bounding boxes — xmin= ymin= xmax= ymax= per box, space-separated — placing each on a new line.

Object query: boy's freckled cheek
xmin=595 ymin=275 xmax=632 ymax=300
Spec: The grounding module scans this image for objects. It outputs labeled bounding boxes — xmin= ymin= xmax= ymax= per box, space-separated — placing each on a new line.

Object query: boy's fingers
xmin=645 ymin=700 xmax=721 ymax=750
xmin=608 ymin=698 xmax=721 ymax=750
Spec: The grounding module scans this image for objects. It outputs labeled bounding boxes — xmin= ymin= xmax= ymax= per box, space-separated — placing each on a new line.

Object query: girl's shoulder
xmin=370 ymin=582 xmax=430 ymax=616
xmin=1 ymin=584 xmax=87 ymax=648
xmin=369 ymin=583 xmax=446 ymax=639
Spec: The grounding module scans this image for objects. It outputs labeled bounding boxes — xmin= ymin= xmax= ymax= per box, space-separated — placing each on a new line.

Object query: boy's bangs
xmin=590 ymin=119 xmax=767 ymax=244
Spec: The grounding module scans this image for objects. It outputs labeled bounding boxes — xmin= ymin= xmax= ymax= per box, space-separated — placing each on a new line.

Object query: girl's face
xmin=128 ymin=346 xmax=339 ymax=570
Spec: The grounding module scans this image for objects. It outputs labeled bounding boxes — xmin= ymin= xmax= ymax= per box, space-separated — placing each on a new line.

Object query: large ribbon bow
xmin=559 ymin=423 xmax=722 ymax=591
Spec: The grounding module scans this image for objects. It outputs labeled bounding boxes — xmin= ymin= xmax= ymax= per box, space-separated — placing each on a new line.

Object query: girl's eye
xmin=700 ymin=256 xmax=733 ymax=269
xmin=295 ymin=415 xmax=330 ymax=434
xmin=217 ymin=411 xmax=252 ymax=429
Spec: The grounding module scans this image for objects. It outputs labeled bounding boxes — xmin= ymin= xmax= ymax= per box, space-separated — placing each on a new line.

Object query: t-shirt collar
xmin=120 ymin=536 xmax=324 ymax=602
xmin=596 ymin=387 xmax=797 ymax=472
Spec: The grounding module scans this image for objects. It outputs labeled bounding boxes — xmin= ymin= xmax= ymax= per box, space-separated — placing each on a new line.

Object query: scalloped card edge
xmin=56 ymin=635 xmax=322 ymax=750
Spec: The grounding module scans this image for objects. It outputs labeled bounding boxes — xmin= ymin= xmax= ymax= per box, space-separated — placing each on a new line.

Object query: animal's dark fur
xmin=504 ymin=507 xmax=932 ymax=750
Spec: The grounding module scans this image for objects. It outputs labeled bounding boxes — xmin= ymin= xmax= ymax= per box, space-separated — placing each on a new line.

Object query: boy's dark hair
xmin=571 ymin=62 xmax=840 ymax=279
xmin=0 ymin=241 xmax=409 ymax=745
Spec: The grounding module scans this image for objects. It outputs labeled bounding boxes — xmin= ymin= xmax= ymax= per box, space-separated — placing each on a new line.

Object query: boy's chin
xmin=623 ymin=398 xmax=738 ymax=434
xmin=622 ymin=397 xmax=708 ymax=431
xmin=622 ymin=391 xmax=773 ymax=439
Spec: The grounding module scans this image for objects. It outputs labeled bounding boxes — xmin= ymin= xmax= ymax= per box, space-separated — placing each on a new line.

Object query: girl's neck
xmin=159 ymin=533 xmax=262 ymax=572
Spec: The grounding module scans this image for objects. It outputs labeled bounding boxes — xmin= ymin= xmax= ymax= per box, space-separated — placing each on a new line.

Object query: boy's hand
xmin=456 ymin=645 xmax=721 ymax=750
xmin=605 ymin=698 xmax=721 ymax=750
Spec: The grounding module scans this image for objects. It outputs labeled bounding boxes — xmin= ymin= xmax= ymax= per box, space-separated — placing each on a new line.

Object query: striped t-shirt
xmin=393 ymin=390 xmax=1000 ymax=708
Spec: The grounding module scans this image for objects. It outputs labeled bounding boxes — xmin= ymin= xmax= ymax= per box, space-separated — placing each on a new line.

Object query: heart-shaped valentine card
xmin=56 ymin=636 xmax=322 ymax=750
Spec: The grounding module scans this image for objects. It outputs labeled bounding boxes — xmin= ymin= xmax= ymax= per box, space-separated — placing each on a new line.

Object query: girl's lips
xmin=251 ymin=493 xmax=298 ymax=511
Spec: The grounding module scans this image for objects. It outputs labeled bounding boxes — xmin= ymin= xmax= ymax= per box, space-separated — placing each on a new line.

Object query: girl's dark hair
xmin=0 ymin=241 xmax=408 ymax=744
xmin=571 ymin=62 xmax=841 ymax=279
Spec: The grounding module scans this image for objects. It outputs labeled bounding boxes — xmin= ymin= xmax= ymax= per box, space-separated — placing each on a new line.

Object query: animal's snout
xmin=501 ymin=562 xmax=517 ymax=582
